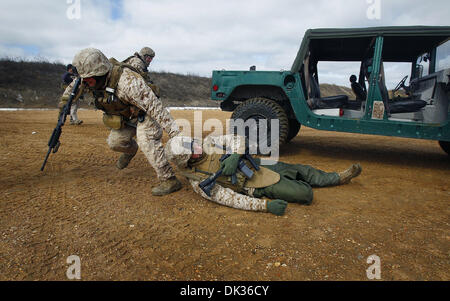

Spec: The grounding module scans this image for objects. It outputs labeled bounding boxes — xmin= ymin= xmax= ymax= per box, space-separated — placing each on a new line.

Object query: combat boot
xmin=70 ymin=119 xmax=83 ymax=125
xmin=116 ymin=150 xmax=138 ymax=170
xmin=151 ymin=176 xmax=182 ymax=196
xmin=338 ymin=163 xmax=362 ymax=184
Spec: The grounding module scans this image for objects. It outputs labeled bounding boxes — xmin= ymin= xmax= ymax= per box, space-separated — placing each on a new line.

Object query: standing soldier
xmin=61 ymin=64 xmax=83 ymax=125
xmin=165 ymin=135 xmax=362 ymax=215
xmin=59 ymin=48 xmax=182 ymax=196
xmin=123 ymin=47 xmax=160 ymax=97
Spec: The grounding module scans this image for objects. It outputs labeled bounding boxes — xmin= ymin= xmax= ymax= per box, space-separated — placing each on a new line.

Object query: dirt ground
xmin=0 ymin=109 xmax=448 ymax=281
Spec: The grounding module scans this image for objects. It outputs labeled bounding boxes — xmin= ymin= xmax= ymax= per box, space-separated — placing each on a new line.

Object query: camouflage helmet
xmin=139 ymin=47 xmax=155 ymax=58
xmin=164 ymin=136 xmax=195 ymax=168
xmin=72 ymin=48 xmax=112 ymax=78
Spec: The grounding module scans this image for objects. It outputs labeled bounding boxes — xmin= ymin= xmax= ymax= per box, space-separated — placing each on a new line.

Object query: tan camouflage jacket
xmin=124 ymin=55 xmax=147 ymax=74
xmin=185 ymin=135 xmax=269 ymax=213
xmin=60 ymin=68 xmax=179 ymax=139
xmin=123 ymin=54 xmax=151 ymax=82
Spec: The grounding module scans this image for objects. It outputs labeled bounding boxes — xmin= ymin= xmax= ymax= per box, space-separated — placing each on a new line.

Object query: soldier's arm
xmin=127 ymin=57 xmax=147 ymax=74
xmin=116 ymin=68 xmax=180 ymax=138
xmin=203 ymin=134 xmax=247 ymax=155
xmin=188 ymin=179 xmax=269 ymax=213
xmin=127 ymin=58 xmax=156 ymax=90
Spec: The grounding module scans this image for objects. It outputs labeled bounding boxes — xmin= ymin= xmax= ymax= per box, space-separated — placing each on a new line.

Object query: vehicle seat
xmin=309 ymin=73 xmax=348 ymax=109
xmin=388 ymin=99 xmax=427 ymax=114
xmin=377 ymin=63 xmax=427 ymax=114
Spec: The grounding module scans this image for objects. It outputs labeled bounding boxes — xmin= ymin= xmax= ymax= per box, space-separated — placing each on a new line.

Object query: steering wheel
xmin=393 ymin=75 xmax=408 ymax=94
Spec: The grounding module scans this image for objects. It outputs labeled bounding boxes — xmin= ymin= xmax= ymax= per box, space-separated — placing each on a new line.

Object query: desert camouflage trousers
xmin=106 ymin=116 xmax=175 ymax=181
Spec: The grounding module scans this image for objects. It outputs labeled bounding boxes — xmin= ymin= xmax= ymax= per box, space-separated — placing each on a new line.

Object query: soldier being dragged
xmin=165 ymin=135 xmax=362 ymax=215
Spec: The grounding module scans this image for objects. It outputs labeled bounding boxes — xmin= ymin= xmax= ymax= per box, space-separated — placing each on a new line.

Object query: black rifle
xmin=198 ymin=153 xmax=259 ymax=197
xmin=243 ymin=152 xmax=260 ymax=171
xmin=40 ymin=77 xmax=82 ymax=171
xmin=198 ymin=168 xmax=224 ymax=197
xmin=198 ymin=154 xmax=230 ymax=196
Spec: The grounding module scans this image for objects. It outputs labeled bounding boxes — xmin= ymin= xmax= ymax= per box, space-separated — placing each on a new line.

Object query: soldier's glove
xmin=220 ymin=153 xmax=241 ymax=176
xmin=267 ymin=199 xmax=288 ymax=216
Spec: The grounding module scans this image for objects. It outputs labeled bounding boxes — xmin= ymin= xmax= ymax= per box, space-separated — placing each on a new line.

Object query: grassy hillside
xmin=320 ymin=83 xmax=355 ymax=98
xmin=0 ymin=59 xmax=355 ymax=108
xmin=0 ymin=59 xmax=214 ymax=108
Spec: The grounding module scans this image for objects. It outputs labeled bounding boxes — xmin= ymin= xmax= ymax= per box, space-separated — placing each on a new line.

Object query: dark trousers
xmin=253 ymin=160 xmax=340 ymax=205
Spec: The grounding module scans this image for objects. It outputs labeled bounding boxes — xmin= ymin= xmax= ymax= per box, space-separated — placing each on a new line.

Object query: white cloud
xmin=0 ymin=0 xmax=449 ymax=86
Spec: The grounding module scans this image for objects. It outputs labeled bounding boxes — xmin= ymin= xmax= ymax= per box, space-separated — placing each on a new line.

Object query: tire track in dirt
xmin=1 ymin=110 xmax=449 ymax=280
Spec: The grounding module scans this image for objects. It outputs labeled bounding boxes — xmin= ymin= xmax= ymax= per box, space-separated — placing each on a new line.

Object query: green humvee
xmin=211 ymin=26 xmax=450 ymax=154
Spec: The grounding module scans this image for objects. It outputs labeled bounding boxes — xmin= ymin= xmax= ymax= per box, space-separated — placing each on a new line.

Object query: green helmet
xmin=72 ymin=48 xmax=112 ymax=78
xmin=139 ymin=47 xmax=155 ymax=58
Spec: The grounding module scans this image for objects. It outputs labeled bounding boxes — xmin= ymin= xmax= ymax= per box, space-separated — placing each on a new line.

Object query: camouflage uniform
xmin=60 ymin=48 xmax=180 ymax=183
xmin=123 ymin=47 xmax=155 ymax=84
xmin=166 ymin=135 xmax=270 ymax=213
xmin=123 ymin=48 xmax=161 ymax=97
xmin=165 ymin=135 xmax=361 ymax=215
xmin=123 ymin=53 xmax=148 ymax=74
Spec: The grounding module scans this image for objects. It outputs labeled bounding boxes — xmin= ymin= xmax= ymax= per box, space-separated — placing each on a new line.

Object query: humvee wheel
xmin=439 ymin=141 xmax=450 ymax=155
xmin=287 ymin=119 xmax=301 ymax=142
xmin=230 ymin=98 xmax=289 ymax=153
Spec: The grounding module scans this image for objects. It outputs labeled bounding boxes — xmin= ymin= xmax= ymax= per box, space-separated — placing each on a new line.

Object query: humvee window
xmin=302 ymin=36 xmax=375 ymax=117
xmin=436 ymin=39 xmax=450 ymax=71
xmin=415 ymin=53 xmax=430 ymax=78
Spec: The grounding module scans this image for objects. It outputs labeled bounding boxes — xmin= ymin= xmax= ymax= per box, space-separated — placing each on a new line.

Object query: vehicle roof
xmin=291 ymin=26 xmax=450 ymax=72
xmin=303 ymin=26 xmax=450 ymax=38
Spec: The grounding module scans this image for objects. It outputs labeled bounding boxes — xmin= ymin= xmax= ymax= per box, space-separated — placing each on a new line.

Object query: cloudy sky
xmin=0 ymin=0 xmax=449 ymax=88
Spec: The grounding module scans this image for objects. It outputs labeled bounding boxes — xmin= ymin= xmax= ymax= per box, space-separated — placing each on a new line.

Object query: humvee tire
xmin=287 ymin=119 xmax=301 ymax=142
xmin=230 ymin=98 xmax=289 ymax=152
xmin=439 ymin=141 xmax=450 ymax=155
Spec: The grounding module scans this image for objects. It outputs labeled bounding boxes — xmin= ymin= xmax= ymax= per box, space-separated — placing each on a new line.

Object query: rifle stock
xmin=199 ymin=169 xmax=223 ymax=197
xmin=198 ymin=152 xmax=259 ymax=196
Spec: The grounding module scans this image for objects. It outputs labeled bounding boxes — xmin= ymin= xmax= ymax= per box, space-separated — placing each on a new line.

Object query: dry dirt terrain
xmin=0 ymin=109 xmax=448 ymax=281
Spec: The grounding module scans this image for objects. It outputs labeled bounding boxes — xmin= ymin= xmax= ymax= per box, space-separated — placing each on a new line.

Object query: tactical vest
xmin=123 ymin=54 xmax=150 ymax=77
xmin=181 ymin=153 xmax=281 ymax=194
xmin=93 ymin=58 xmax=143 ymax=129
xmin=123 ymin=54 xmax=159 ymax=96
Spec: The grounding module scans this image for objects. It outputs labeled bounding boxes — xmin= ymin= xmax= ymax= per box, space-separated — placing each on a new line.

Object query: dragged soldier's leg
xmin=264 ymin=161 xmax=341 ymax=187
xmin=253 ymin=176 xmax=314 ymax=205
xmin=338 ymin=163 xmax=362 ymax=184
xmin=289 ymin=163 xmax=340 ymax=187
